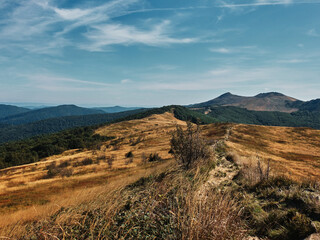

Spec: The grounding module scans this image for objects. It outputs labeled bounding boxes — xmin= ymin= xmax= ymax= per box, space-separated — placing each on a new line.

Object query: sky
xmin=0 ymin=0 xmax=320 ymax=107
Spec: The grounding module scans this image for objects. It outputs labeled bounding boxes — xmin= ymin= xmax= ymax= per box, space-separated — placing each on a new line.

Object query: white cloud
xmin=218 ymin=0 xmax=320 ymax=9
xmin=121 ymin=79 xmax=133 ymax=84
xmin=152 ymin=65 xmax=179 ymax=71
xmin=53 ymin=8 xmax=93 ymax=21
xmin=81 ymin=20 xmax=196 ymax=51
xmin=26 ymin=74 xmax=113 ymax=90
xmin=210 ymin=47 xmax=232 ymax=53
xmin=277 ymin=59 xmax=308 ymax=63
xmin=139 ymin=66 xmax=320 ymax=92
xmin=0 ymin=0 xmax=197 ymax=54
xmin=209 ymin=46 xmax=259 ymax=54
xmin=307 ymin=29 xmax=320 ymax=37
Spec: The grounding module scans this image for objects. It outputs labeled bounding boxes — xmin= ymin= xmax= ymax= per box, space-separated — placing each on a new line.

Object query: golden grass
xmin=1 ymin=112 xmax=319 ymax=237
xmin=224 ymin=124 xmax=320 ymax=182
xmin=0 ymin=112 xmax=185 ymax=235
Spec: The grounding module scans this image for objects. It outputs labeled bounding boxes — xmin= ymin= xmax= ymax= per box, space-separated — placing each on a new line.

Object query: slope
xmin=0 ymin=112 xmax=186 ymax=235
xmin=0 ymin=104 xmax=30 ymax=119
xmin=1 ymin=113 xmax=320 ymax=239
xmin=0 ymin=108 xmax=146 ymax=144
xmin=222 ymin=124 xmax=320 ymax=181
xmin=0 ymin=105 xmax=104 ymax=125
xmin=0 ymin=106 xmax=215 ymax=168
xmin=199 ymin=106 xmax=320 ymax=129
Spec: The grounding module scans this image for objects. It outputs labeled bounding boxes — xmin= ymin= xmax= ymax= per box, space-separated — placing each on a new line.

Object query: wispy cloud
xmin=218 ymin=0 xmax=320 ymax=8
xmin=151 ymin=65 xmax=179 ymax=71
xmin=0 ymin=0 xmax=198 ymax=54
xmin=209 ymin=46 xmax=261 ymax=54
xmin=139 ymin=66 xmax=320 ymax=92
xmin=25 ymin=74 xmax=113 ymax=92
xmin=121 ymin=79 xmax=133 ymax=84
xmin=276 ymin=58 xmax=308 ymax=63
xmin=307 ymin=29 xmax=320 ymax=37
xmin=81 ymin=20 xmax=196 ymax=52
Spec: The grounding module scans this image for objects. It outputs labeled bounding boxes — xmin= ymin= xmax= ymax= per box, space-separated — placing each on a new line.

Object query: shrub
xmin=60 ymin=168 xmax=73 ymax=178
xmin=58 ymin=161 xmax=70 ymax=168
xmin=44 ymin=161 xmax=73 ymax=178
xmin=125 ymin=151 xmax=134 ymax=158
xmin=170 ymin=122 xmax=212 ymax=169
xmin=81 ymin=158 xmax=93 ymax=166
xmin=148 ymin=153 xmax=162 ymax=162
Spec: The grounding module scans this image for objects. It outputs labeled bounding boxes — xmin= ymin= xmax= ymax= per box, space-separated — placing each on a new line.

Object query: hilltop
xmin=93 ymin=106 xmax=142 ymax=113
xmin=190 ymin=92 xmax=305 ymax=113
xmin=0 ymin=105 xmax=104 ymax=125
xmin=0 ymin=104 xmax=30 ymax=119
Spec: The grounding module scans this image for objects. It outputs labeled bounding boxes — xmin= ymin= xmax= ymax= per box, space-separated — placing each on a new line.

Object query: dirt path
xmin=198 ymin=126 xmax=238 ymax=197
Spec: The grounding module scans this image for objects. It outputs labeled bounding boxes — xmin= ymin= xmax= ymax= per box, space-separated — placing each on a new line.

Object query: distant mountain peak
xmin=218 ymin=92 xmax=232 ymax=97
xmin=217 ymin=92 xmax=239 ymax=98
xmin=190 ymin=92 xmax=301 ymax=113
xmin=255 ymin=92 xmax=286 ymax=98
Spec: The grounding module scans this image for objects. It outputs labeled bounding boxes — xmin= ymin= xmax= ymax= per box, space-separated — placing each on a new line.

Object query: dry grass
xmin=1 ymin=112 xmax=319 ymax=238
xmin=202 ymin=124 xmax=320 ymax=182
xmin=0 ymin=112 xmax=185 ymax=236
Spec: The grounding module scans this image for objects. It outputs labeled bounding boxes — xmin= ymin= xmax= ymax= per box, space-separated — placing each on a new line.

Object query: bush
xmin=125 ymin=151 xmax=134 ymax=158
xmin=58 ymin=161 xmax=70 ymax=168
xmin=44 ymin=161 xmax=73 ymax=178
xmin=148 ymin=153 xmax=162 ymax=162
xmin=81 ymin=158 xmax=93 ymax=166
xmin=170 ymin=122 xmax=212 ymax=169
xmin=60 ymin=168 xmax=73 ymax=178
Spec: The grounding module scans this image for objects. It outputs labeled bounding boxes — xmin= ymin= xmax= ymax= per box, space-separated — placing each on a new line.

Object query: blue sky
xmin=0 ymin=0 xmax=320 ymax=107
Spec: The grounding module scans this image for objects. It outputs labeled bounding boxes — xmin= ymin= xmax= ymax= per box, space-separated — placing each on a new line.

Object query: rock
xmin=305 ymin=233 xmax=320 ymax=240
xmin=312 ymin=221 xmax=320 ymax=233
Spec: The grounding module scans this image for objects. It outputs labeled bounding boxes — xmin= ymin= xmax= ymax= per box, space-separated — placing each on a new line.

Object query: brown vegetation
xmin=0 ymin=112 xmax=319 ymax=239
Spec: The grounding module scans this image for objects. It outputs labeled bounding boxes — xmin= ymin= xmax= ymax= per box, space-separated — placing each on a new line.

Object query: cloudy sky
xmin=0 ymin=0 xmax=320 ymax=106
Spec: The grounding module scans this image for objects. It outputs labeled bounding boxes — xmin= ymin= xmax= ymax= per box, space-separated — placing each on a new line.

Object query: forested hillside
xmin=200 ymin=106 xmax=320 ymax=129
xmin=0 ymin=104 xmax=30 ymax=119
xmin=0 ymin=105 xmax=104 ymax=125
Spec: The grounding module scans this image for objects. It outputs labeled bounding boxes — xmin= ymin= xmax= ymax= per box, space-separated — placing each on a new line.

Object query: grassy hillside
xmin=0 ymin=109 xmax=146 ymax=144
xmin=1 ymin=113 xmax=319 ymax=239
xmin=0 ymin=104 xmax=30 ymax=119
xmin=0 ymin=106 xmax=215 ymax=169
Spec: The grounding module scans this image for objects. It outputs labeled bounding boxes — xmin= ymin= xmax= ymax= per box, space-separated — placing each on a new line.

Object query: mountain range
xmin=190 ymin=92 xmax=319 ymax=113
xmin=0 ymin=92 xmax=319 ymax=144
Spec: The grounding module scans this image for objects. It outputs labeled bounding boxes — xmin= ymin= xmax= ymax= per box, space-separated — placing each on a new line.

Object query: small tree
xmin=170 ymin=122 xmax=211 ymax=169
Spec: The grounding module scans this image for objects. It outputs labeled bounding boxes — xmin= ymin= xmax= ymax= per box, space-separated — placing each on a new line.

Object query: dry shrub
xmin=60 ymin=168 xmax=73 ymax=178
xmin=239 ymin=156 xmax=272 ymax=186
xmin=148 ymin=153 xmax=162 ymax=162
xmin=171 ymin=122 xmax=213 ymax=169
